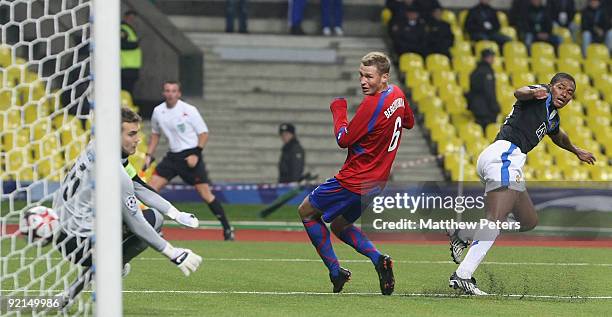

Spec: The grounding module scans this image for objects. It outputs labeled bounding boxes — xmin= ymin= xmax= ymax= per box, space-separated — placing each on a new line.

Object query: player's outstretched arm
xmin=514 ymin=85 xmax=549 ymax=100
xmin=549 ymin=128 xmax=596 ymax=164
xmin=132 ymin=178 xmax=199 ymax=228
xmin=330 ymin=97 xmax=371 ymax=148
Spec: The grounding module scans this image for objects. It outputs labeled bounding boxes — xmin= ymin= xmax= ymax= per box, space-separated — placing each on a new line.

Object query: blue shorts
xmin=308 ymin=178 xmax=378 ymax=223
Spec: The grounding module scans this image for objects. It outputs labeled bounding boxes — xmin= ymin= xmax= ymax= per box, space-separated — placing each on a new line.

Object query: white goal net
xmin=0 ymin=0 xmax=119 ymax=315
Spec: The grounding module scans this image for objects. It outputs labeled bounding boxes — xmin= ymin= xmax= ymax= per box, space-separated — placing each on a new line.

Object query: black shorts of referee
xmin=154 ymin=147 xmax=210 ymax=185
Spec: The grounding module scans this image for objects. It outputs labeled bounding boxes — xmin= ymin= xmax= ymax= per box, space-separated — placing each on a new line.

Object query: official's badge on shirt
xmin=177 ymin=123 xmax=186 ymax=133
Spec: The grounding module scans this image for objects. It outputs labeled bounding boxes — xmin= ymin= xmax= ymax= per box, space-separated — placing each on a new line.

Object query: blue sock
xmin=338 ymin=225 xmax=382 ymax=265
xmin=302 ymin=218 xmax=340 ymax=276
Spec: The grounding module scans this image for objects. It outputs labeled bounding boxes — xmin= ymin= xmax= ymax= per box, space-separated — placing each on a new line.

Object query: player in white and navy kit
xmin=447 ymin=73 xmax=596 ymax=295
xmin=145 ymin=81 xmax=234 ymax=240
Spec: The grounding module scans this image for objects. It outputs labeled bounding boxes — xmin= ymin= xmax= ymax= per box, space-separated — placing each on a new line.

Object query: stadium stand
xmin=391 ymin=7 xmax=611 ymax=182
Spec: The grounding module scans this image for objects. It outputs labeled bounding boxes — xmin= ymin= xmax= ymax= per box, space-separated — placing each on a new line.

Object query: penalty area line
xmin=119 ymin=289 xmax=612 ymax=300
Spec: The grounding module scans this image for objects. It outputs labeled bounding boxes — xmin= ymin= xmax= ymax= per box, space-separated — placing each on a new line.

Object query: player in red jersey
xmin=298 ymin=52 xmax=414 ymax=295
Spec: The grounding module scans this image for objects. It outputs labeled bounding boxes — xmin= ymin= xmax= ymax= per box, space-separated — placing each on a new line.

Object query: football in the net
xmin=19 ymin=206 xmax=59 ymax=246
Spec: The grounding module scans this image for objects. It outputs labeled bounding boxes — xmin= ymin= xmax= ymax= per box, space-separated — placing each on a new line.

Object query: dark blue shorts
xmin=308 ymin=178 xmax=378 ymax=223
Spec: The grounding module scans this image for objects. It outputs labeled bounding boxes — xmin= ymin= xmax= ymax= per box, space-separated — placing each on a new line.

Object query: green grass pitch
xmin=120 ymin=241 xmax=612 ymax=316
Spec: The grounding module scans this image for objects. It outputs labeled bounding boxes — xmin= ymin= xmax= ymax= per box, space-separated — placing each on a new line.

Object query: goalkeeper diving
xmin=53 ymin=108 xmax=202 ymax=307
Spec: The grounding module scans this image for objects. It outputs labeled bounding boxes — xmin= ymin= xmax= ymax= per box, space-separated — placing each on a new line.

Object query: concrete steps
xmin=151 ymin=24 xmax=444 ymax=183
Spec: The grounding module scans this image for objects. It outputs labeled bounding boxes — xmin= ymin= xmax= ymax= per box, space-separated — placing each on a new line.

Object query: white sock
xmin=456 ymin=220 xmax=500 ymax=279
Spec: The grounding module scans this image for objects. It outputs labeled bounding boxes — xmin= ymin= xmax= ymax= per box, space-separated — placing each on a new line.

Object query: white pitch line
xmin=2 ymin=289 xmax=612 ymax=300
xmin=6 ymin=257 xmax=612 ymax=267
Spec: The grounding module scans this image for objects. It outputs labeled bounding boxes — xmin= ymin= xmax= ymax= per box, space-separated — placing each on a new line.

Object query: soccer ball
xmin=19 ymin=206 xmax=59 ymax=246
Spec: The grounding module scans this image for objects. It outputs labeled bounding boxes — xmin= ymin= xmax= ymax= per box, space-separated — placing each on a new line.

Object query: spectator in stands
xmin=509 ymin=0 xmax=530 ymax=31
xmin=289 ymin=0 xmax=307 ymax=35
xmin=415 ymin=0 xmax=441 ymax=21
xmin=581 ymin=0 xmax=612 ymax=54
xmin=522 ymin=0 xmax=561 ymax=49
xmin=425 ymin=5 xmax=454 ymax=57
xmin=225 ymin=0 xmax=248 ymax=33
xmin=321 ymin=0 xmax=343 ymax=36
xmin=548 ymin=0 xmax=577 ymax=41
xmin=278 ymin=123 xmax=305 ymax=183
xmin=465 ymin=0 xmax=511 ymax=47
xmin=467 ymin=49 xmax=500 ymax=131
xmin=389 ymin=4 xmax=426 ymax=56
xmin=120 ymin=11 xmax=142 ymax=95
xmin=385 ymin=0 xmax=416 ymax=28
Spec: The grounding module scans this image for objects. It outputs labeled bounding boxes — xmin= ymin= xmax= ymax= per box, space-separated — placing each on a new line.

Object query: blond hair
xmin=361 ymin=52 xmax=391 ymax=75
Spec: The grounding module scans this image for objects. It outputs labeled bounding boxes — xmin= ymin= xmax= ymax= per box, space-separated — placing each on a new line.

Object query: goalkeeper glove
xmin=167 ymin=207 xmax=199 ymax=228
xmin=162 ymin=244 xmax=203 ymax=277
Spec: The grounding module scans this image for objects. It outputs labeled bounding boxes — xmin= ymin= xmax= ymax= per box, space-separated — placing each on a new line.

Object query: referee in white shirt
xmin=145 ymin=81 xmax=234 ymax=240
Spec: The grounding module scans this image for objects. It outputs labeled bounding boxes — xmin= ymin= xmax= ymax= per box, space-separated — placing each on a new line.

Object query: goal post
xmin=93 ymin=0 xmax=122 ymax=316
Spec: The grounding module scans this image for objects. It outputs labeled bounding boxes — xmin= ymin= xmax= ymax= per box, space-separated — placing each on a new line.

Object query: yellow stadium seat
xmin=576 ymin=87 xmax=600 ymax=105
xmin=586 ymin=43 xmax=610 ymax=61
xmin=34 ymin=135 xmax=60 ymax=159
xmin=37 ymin=154 xmax=63 ymax=179
xmin=593 ymin=73 xmax=612 ymax=94
xmin=586 ymin=115 xmax=610 ymax=131
xmin=405 ymin=68 xmax=430 ymax=88
xmin=591 ymin=168 xmax=612 ymax=181
xmin=572 ymin=73 xmax=590 ymax=89
xmin=6 ymin=148 xmax=26 ymax=173
xmin=584 ymin=59 xmax=608 ymax=77
xmin=458 ymin=121 xmax=484 ymax=138
xmin=431 ymin=124 xmax=457 ymax=142
xmin=0 ymin=89 xmax=11 ymax=110
xmin=458 ymin=71 xmax=470 ymax=92
xmin=537 ymin=72 xmax=555 ymax=84
xmin=451 ymin=112 xmax=475 ymax=126
xmin=563 ymin=165 xmax=591 ymax=181
xmin=465 ymin=138 xmax=488 ymax=157
xmin=411 ymin=83 xmax=436 ymax=102
xmin=32 ymin=120 xmax=51 ymax=140
xmin=535 ymin=168 xmax=562 ymax=181
xmin=531 ymin=42 xmax=555 ymax=60
xmin=424 ymin=109 xmax=449 ymax=129
xmin=450 ymin=41 xmax=472 ymax=57
xmin=443 ymin=95 xmax=467 ymax=114
xmin=584 ymin=99 xmax=611 ymax=117
xmin=511 ymin=72 xmax=536 ymax=89
xmin=0 ymin=46 xmax=11 ymax=67
xmin=475 ymin=40 xmax=499 ymax=58
xmin=420 ymin=97 xmax=444 ymax=114
xmin=503 ymin=41 xmax=528 ymax=59
xmin=485 ymin=123 xmax=500 ymax=141
xmin=458 ymin=9 xmax=468 ymax=29
xmin=121 ymin=90 xmax=134 ymax=108
xmin=505 ymin=57 xmax=529 ymax=73
xmin=531 ymin=57 xmax=555 ymax=75
xmin=500 ymin=26 xmax=517 ymax=40
xmin=452 ymin=55 xmax=476 ymax=73
xmin=432 ymin=70 xmax=458 ymax=88
xmin=399 ymin=53 xmax=424 ymax=73
xmin=497 ymin=11 xmax=509 ymax=28
xmin=558 ymin=43 xmax=582 ymax=61
xmin=451 ymin=25 xmax=465 ymax=42
xmin=381 ymin=8 xmax=392 ymax=26
xmin=495 ymin=72 xmax=510 ymax=88
xmin=491 ymin=56 xmax=504 ymax=73
xmin=562 ymin=100 xmax=584 ymax=117
xmin=441 ymin=9 xmax=457 ymax=26
xmin=553 ymin=26 xmax=572 ymax=44
xmin=426 ymin=54 xmax=451 ymax=72
xmin=556 ymin=58 xmax=582 ymax=74
xmin=438 ymin=82 xmax=463 ymax=102
xmin=438 ymin=137 xmax=464 ymax=156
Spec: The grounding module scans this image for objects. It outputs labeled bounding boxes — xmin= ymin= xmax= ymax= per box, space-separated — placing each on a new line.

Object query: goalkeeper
xmin=54 ymin=108 xmax=203 ymax=307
